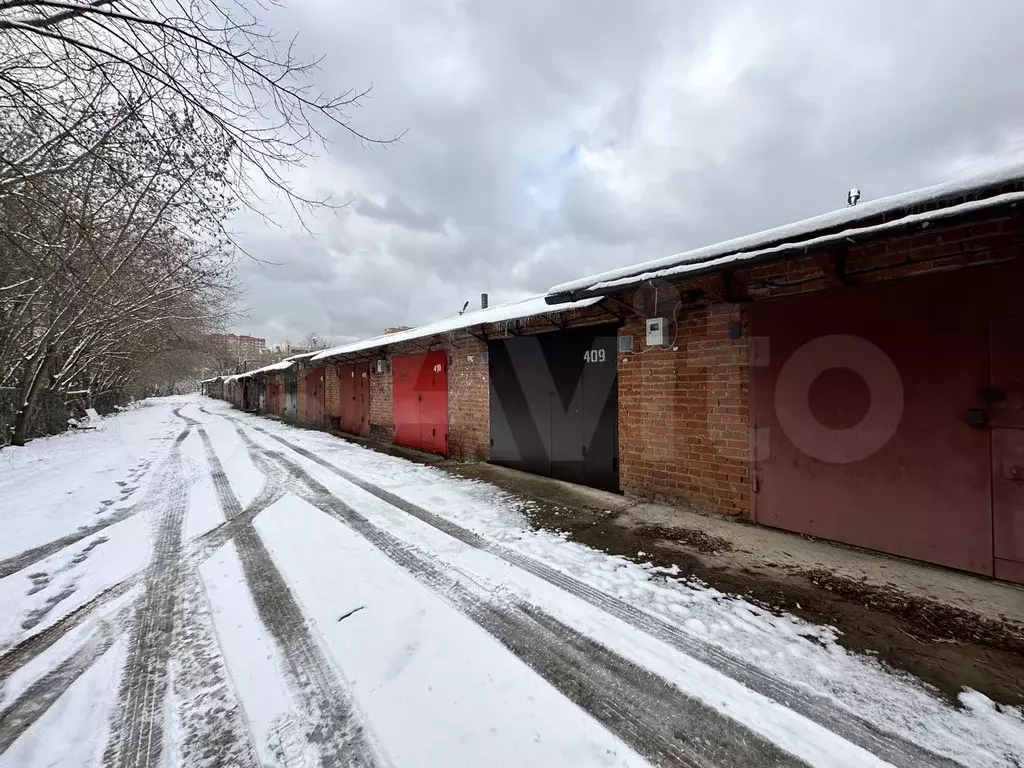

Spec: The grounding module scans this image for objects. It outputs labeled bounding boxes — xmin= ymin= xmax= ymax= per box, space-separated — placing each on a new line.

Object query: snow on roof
xmin=225 ymin=358 xmax=298 ymax=382
xmin=547 ymin=162 xmax=1024 ymax=300
xmin=312 ymin=294 xmax=604 ymax=362
xmin=585 ymin=191 xmax=1024 ymax=292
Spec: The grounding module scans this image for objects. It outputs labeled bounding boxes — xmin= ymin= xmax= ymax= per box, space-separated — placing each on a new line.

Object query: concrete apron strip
xmin=228 ymin=411 xmax=961 ymax=768
xmin=226 ymin=417 xmax=808 ymax=768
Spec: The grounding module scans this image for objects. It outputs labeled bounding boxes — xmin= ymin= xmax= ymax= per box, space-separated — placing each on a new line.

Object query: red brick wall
xmin=368 ymin=355 xmax=394 ymax=442
xmin=618 ymin=298 xmax=748 ymax=515
xmin=613 ymin=204 xmax=1024 ymax=516
xmin=739 ymin=207 xmax=1024 ymax=301
xmin=323 ymin=362 xmax=340 ymax=423
xmin=447 ymin=337 xmax=489 ymax=459
xmin=359 ymin=338 xmax=489 ymax=456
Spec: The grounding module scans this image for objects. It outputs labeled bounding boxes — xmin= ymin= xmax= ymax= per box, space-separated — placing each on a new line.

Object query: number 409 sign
xmin=583 ymin=349 xmax=606 ymax=363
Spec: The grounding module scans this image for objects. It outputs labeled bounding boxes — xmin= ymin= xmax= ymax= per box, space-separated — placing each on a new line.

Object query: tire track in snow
xmin=168 ymin=569 xmax=261 ymax=768
xmin=2 ymin=415 xmax=264 ymax=766
xmin=0 ymin=422 xmax=195 ymax=759
xmin=103 ymin=445 xmax=189 ymax=768
xmin=233 ymin=424 xmax=804 ymax=768
xmin=0 ymin=604 xmax=131 ymax=754
xmin=230 ymin=413 xmax=962 ymax=768
xmin=0 ymin=429 xmax=264 ymax=694
xmin=0 ymin=509 xmax=141 ymax=581
xmin=0 ymin=579 xmax=136 ymax=688
xmin=0 ymin=415 xmax=190 ymax=583
xmin=195 ymin=424 xmax=385 ymax=768
xmin=187 ymin=424 xmax=290 ymax=562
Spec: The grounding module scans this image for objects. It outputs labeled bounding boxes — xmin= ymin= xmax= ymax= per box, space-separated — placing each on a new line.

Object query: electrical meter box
xmin=646 ymin=317 xmax=667 ymax=347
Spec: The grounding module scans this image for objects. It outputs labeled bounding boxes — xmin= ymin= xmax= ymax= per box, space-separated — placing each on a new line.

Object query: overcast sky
xmin=233 ymin=0 xmax=1024 ymax=346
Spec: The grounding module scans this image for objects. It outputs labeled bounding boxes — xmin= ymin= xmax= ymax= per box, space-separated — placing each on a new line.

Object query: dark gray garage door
xmin=488 ymin=325 xmax=619 ymax=491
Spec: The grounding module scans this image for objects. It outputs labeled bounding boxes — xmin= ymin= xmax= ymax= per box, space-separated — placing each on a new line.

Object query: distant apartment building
xmin=212 ymin=333 xmax=266 ymax=360
xmin=272 ymin=341 xmax=309 ymax=355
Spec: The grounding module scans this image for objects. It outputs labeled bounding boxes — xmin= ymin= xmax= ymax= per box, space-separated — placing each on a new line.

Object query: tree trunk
xmin=11 ymin=353 xmax=52 ymax=446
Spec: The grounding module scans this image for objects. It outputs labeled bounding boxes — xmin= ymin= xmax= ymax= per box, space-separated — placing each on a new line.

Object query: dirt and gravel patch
xmin=518 ymin=500 xmax=1024 ymax=707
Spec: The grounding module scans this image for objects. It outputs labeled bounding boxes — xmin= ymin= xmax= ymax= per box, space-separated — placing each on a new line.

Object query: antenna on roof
xmin=458 ymin=301 xmax=469 ymax=315
xmin=848 ymin=188 xmax=861 ymax=207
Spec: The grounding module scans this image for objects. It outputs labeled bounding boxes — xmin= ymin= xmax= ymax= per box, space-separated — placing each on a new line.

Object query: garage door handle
xmin=964 ymin=409 xmax=988 ymax=427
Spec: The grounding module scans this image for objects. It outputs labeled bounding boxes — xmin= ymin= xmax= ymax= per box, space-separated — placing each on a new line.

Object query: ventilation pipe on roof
xmin=848 ymin=188 xmax=861 ymax=206
xmin=481 ymin=293 xmax=489 ymax=309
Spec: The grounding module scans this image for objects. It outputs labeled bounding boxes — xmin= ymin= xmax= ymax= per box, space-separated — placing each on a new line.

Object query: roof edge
xmin=545 ymin=188 xmax=1024 ymax=303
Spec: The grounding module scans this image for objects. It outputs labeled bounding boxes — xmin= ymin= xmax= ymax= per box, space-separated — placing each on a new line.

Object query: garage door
xmin=303 ymin=367 xmax=326 ymax=425
xmin=393 ymin=351 xmax=448 ymax=454
xmin=283 ymin=374 xmax=298 ymax=419
xmin=489 ymin=325 xmax=618 ymax=491
xmin=336 ymin=361 xmax=371 ymax=436
xmin=748 ymin=266 xmax=1023 ymax=577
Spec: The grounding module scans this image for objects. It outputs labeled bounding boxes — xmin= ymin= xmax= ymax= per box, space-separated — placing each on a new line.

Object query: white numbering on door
xmin=433 ymin=363 xmax=443 ymax=373
xmin=583 ymin=348 xmax=607 ymax=363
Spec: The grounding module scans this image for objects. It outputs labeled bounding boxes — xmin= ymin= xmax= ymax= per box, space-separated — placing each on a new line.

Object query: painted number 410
xmin=583 ymin=349 xmax=607 ymax=363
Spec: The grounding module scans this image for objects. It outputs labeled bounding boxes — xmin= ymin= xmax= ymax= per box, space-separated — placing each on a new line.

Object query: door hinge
xmin=752 ymin=475 xmax=762 ymax=493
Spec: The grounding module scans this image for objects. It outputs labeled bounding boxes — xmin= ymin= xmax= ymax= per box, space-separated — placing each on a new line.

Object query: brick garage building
xmin=207 ymin=166 xmax=1024 ymax=583
xmin=547 ymin=166 xmax=1024 ymax=583
xmin=311 ymin=297 xmax=621 ymax=463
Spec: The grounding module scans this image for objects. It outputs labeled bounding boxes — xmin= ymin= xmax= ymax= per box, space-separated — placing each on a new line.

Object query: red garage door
xmin=749 ymin=266 xmax=1024 ymax=578
xmin=336 ymin=361 xmax=371 ymax=436
xmin=393 ymin=351 xmax=448 ymax=454
xmin=303 ymin=367 xmax=326 ymax=425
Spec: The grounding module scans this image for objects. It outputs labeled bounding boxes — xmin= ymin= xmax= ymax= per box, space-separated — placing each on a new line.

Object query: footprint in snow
xmin=266 ymin=713 xmax=317 ymax=768
xmin=22 ymin=583 xmax=77 ymax=629
xmin=26 ymin=572 xmax=51 ymax=595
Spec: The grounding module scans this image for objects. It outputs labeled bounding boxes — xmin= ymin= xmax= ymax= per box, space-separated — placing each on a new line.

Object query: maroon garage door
xmin=393 ymin=351 xmax=448 ymax=454
xmin=303 ymin=367 xmax=326 ymax=425
xmin=336 ymin=361 xmax=371 ymax=436
xmin=749 ymin=264 xmax=1024 ymax=581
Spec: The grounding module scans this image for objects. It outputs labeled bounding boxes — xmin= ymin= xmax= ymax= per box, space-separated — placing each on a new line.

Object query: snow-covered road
xmin=1 ymin=396 xmax=1022 ymax=768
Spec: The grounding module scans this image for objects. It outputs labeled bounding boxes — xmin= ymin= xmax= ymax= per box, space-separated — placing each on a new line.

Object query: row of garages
xmin=203 ymin=299 xmax=624 ymax=492
xmin=203 ymin=166 xmax=1024 ymax=584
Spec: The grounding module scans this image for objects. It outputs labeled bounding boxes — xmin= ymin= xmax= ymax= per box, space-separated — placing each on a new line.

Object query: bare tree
xmin=0 ymin=102 xmax=236 ymax=443
xmin=0 ymin=0 xmax=397 ymax=216
xmin=0 ymin=1 xmax=393 ymax=444
xmin=299 ymin=331 xmax=330 ymax=352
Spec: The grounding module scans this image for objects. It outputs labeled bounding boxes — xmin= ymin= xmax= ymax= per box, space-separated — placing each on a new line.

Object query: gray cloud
xmin=233 ymin=0 xmax=1024 ymax=345
xmin=349 ymin=195 xmax=445 ymax=233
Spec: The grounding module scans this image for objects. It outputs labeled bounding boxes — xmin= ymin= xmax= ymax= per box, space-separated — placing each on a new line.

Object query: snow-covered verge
xmin=223 ymin=400 xmax=1024 ymax=768
xmin=0 ymin=398 xmax=182 ymax=560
